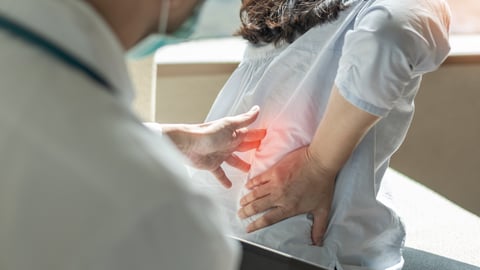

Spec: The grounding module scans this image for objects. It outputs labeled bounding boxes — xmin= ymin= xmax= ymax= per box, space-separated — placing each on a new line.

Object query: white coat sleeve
xmin=143 ymin=122 xmax=163 ymax=136
xmin=101 ymin=192 xmax=240 ymax=270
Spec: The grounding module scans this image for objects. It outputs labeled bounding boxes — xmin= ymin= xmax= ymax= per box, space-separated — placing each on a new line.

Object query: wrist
xmin=162 ymin=124 xmax=200 ymax=155
xmin=305 ymin=146 xmax=341 ymax=180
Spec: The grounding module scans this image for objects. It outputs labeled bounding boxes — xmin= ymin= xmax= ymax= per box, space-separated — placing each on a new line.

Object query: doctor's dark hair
xmin=237 ymin=0 xmax=351 ymax=45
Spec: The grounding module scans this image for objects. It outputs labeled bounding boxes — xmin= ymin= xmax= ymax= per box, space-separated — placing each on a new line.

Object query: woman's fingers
xmin=246 ymin=206 xmax=290 ymax=233
xmin=239 ymin=185 xmax=270 ymax=206
xmin=237 ymin=194 xmax=273 ymax=220
xmin=311 ymin=208 xmax=330 ymax=246
xmin=245 ymin=173 xmax=270 ymax=189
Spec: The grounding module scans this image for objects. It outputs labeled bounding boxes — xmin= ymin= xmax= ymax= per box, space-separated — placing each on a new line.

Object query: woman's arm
xmin=308 ymin=86 xmax=380 ymax=173
xmin=238 ymin=86 xmax=379 ymax=245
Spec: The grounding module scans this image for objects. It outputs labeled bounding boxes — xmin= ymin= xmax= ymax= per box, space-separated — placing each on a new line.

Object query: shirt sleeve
xmin=335 ymin=1 xmax=451 ymax=117
xmin=143 ymin=122 xmax=163 ymax=136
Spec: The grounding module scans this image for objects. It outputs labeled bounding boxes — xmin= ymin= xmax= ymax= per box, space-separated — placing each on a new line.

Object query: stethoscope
xmin=0 ymin=13 xmax=114 ymax=94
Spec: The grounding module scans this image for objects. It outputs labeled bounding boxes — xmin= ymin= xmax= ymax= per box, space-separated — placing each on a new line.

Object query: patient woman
xmin=192 ymin=0 xmax=450 ymax=269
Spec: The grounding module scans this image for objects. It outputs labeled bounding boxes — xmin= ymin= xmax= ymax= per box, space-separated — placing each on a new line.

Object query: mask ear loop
xmin=158 ymin=0 xmax=170 ymax=35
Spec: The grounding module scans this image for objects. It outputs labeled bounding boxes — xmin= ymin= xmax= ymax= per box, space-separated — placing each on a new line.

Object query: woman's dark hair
xmin=236 ymin=0 xmax=351 ymax=45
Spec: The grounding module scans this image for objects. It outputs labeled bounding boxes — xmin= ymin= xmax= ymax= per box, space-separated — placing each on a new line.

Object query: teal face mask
xmin=127 ymin=0 xmax=203 ymax=59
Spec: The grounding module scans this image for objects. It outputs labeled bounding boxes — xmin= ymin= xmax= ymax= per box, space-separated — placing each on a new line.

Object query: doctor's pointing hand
xmin=147 ymin=106 xmax=266 ymax=188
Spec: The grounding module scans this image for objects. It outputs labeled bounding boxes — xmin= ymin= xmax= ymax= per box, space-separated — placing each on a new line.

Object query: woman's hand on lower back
xmin=237 ymin=146 xmax=336 ymax=246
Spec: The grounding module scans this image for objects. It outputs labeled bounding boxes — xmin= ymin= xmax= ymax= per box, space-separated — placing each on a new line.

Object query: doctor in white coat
xmin=0 ymin=0 xmax=265 ymax=269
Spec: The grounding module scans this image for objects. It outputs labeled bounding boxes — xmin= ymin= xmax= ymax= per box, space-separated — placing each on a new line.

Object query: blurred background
xmin=128 ymin=0 xmax=480 ymax=217
xmin=447 ymin=0 xmax=480 ymax=34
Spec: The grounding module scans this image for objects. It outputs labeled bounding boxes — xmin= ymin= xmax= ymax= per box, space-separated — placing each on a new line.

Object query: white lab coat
xmin=0 ymin=0 xmax=239 ymax=270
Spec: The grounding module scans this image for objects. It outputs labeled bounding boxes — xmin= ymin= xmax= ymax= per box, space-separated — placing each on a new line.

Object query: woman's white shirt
xmin=192 ymin=0 xmax=450 ymax=269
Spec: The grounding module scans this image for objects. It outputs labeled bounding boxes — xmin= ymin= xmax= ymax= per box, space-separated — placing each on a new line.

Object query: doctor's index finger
xmin=234 ymin=128 xmax=266 ymax=150
xmin=243 ymin=128 xmax=267 ymax=141
xmin=235 ymin=140 xmax=262 ymax=152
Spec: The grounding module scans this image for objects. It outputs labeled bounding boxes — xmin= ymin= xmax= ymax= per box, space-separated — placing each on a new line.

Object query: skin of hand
xmin=238 ymin=87 xmax=380 ymax=246
xmin=160 ymin=106 xmax=266 ymax=188
xmin=238 ymin=145 xmax=336 ymax=246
